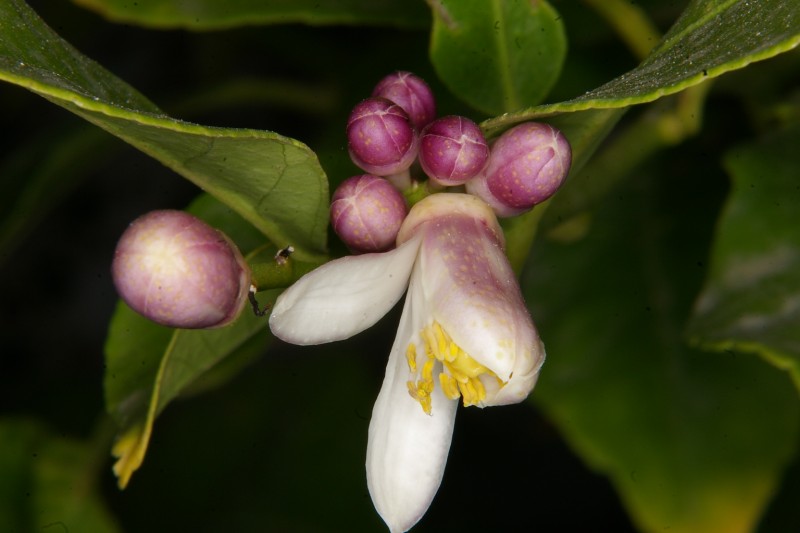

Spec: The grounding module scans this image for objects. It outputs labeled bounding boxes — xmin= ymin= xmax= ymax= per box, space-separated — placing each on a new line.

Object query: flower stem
xmin=249 ymin=254 xmax=324 ymax=291
xmin=385 ymin=168 xmax=412 ymax=191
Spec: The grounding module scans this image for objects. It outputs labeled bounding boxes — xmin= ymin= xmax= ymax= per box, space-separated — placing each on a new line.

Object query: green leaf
xmin=0 ymin=419 xmax=120 ymax=533
xmin=523 ymin=164 xmax=799 ymax=532
xmin=429 ymin=0 xmax=566 ymax=115
xmin=104 ymin=194 xmax=274 ymax=488
xmin=687 ymin=125 xmax=800 ymax=390
xmin=72 ymin=0 xmax=430 ymax=30
xmin=0 ymin=0 xmax=328 ymax=259
xmin=105 ymin=295 xmax=273 ymax=488
xmin=482 ymin=0 xmax=800 ymax=136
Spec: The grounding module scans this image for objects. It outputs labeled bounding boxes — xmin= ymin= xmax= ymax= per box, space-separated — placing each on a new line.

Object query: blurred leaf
xmin=0 ymin=418 xmax=119 ymax=533
xmin=687 ymin=125 xmax=800 ymax=390
xmin=429 ymin=0 xmax=566 ymax=115
xmin=482 ymin=0 xmax=800 ymax=136
xmin=72 ymin=0 xmax=430 ymax=30
xmin=523 ymin=165 xmax=799 ymax=532
xmin=104 ymin=195 xmax=274 ymax=488
xmin=0 ymin=125 xmax=113 ymax=263
xmin=0 ymin=0 xmax=328 ymax=259
xmin=758 ymin=452 xmax=800 ymax=532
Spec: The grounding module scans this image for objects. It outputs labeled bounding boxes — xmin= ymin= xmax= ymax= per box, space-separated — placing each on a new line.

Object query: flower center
xmin=406 ymin=321 xmax=501 ymax=414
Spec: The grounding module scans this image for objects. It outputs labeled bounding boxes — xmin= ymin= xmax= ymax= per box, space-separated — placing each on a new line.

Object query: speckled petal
xmin=401 ymin=193 xmax=545 ymax=405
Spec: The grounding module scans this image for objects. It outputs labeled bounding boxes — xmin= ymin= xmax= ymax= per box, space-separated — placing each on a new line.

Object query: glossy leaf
xmin=482 ymin=0 xmax=800 ymax=136
xmin=0 ymin=0 xmax=328 ymax=259
xmin=429 ymin=0 xmax=566 ymax=116
xmin=0 ymin=419 xmax=120 ymax=533
xmin=523 ymin=166 xmax=799 ymax=532
xmin=104 ymin=195 xmax=274 ymax=488
xmin=687 ymin=125 xmax=800 ymax=390
xmin=72 ymin=0 xmax=430 ymax=29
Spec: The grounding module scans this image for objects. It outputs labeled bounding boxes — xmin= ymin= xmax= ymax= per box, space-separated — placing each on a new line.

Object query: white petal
xmin=486 ymin=336 xmax=545 ymax=406
xmin=367 ymin=264 xmax=457 ymax=533
xmin=418 ymin=214 xmax=519 ymax=380
xmin=413 ymin=209 xmax=545 ymax=405
xmin=269 ymin=237 xmax=420 ymax=345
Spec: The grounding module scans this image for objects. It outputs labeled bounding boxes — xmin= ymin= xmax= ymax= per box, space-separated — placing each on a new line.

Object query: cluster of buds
xmin=109 ymin=71 xmax=575 ymax=533
xmin=277 ymin=72 xmax=573 ymax=531
xmin=333 ymin=71 xmax=572 ymax=253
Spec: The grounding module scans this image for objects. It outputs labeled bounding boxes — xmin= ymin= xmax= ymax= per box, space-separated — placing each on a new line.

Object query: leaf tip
xmin=111 ymin=422 xmax=149 ymax=489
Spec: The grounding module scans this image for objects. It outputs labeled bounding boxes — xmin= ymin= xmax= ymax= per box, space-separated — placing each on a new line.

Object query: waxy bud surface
xmin=331 ymin=175 xmax=408 ymax=253
xmin=418 ymin=115 xmax=489 ymax=186
xmin=372 ymin=71 xmax=436 ymax=130
xmin=347 ymin=97 xmax=418 ymax=177
xmin=112 ymin=210 xmax=251 ymax=329
xmin=467 ymin=122 xmax=571 ymax=217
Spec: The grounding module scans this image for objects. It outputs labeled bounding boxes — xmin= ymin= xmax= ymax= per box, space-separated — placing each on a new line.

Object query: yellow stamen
xmin=438 ymin=373 xmax=461 ymax=400
xmin=458 ymin=380 xmax=479 ymax=407
xmin=447 ymin=341 xmax=459 ymax=362
xmin=405 ymin=320 xmax=503 ymax=414
xmin=422 ymin=327 xmax=437 ymax=359
xmin=434 ymin=322 xmax=447 ymax=357
xmin=407 ymin=380 xmax=432 ymax=415
xmin=406 ymin=344 xmax=417 ymax=373
xmin=421 ymin=358 xmax=435 ymax=383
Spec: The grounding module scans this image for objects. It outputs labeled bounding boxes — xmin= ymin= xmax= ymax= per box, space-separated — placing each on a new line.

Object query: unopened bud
xmin=372 ymin=71 xmax=436 ymax=130
xmin=466 ymin=122 xmax=571 ymax=217
xmin=112 ymin=210 xmax=251 ymax=329
xmin=331 ymin=175 xmax=408 ymax=253
xmin=419 ymin=115 xmax=489 ymax=186
xmin=347 ymin=97 xmax=419 ymax=177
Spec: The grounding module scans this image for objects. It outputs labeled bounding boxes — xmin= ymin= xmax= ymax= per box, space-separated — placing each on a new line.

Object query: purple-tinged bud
xmin=347 ymin=97 xmax=419 ymax=177
xmin=466 ymin=122 xmax=571 ymax=217
xmin=419 ymin=115 xmax=489 ymax=187
xmin=372 ymin=71 xmax=436 ymax=130
xmin=112 ymin=210 xmax=251 ymax=329
xmin=331 ymin=174 xmax=408 ymax=253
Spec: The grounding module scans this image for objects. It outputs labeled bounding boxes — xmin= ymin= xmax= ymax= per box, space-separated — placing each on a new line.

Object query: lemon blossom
xmin=269 ymin=193 xmax=545 ymax=532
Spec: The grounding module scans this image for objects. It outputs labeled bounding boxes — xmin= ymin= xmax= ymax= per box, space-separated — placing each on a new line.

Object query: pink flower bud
xmin=347 ymin=97 xmax=419 ymax=177
xmin=331 ymin=175 xmax=408 ymax=253
xmin=372 ymin=71 xmax=436 ymax=130
xmin=418 ymin=115 xmax=489 ymax=186
xmin=112 ymin=210 xmax=251 ymax=329
xmin=466 ymin=122 xmax=571 ymax=217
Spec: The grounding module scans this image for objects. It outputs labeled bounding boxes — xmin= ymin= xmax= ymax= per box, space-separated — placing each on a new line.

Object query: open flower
xmin=269 ymin=193 xmax=545 ymax=532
